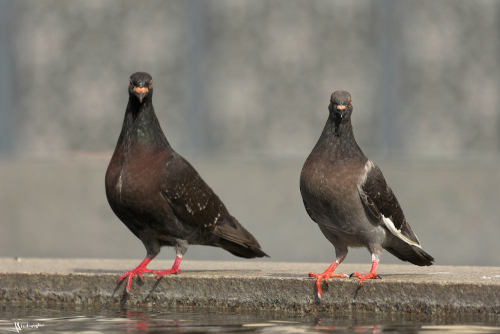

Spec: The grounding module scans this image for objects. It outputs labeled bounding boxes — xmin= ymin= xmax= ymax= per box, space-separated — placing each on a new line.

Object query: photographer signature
xmin=7 ymin=322 xmax=45 ymax=333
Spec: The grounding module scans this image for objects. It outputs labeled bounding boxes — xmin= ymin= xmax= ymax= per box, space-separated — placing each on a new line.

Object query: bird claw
xmin=350 ymin=272 xmax=381 ymax=285
xmin=119 ymin=267 xmax=152 ymax=292
xmin=153 ymin=269 xmax=182 ymax=279
xmin=309 ymin=272 xmax=348 ymax=279
xmin=309 ymin=271 xmax=348 ymax=299
xmin=309 ymin=272 xmax=320 ymax=279
xmin=118 ymin=256 xmax=182 ymax=291
xmin=118 ymin=272 xmax=136 ymax=292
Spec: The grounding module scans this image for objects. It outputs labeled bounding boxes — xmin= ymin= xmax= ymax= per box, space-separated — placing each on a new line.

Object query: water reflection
xmin=119 ymin=311 xmax=181 ymax=333
xmin=0 ymin=306 xmax=498 ymax=333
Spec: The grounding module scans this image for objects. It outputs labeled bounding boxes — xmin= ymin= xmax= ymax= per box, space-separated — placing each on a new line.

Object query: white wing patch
xmin=382 ymin=215 xmax=422 ymax=248
xmin=359 ymin=160 xmax=375 ymax=185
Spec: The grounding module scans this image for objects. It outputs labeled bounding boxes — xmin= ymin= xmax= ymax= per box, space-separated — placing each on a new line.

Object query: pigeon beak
xmin=336 ymin=105 xmax=346 ymax=118
xmin=133 ymin=86 xmax=149 ymax=103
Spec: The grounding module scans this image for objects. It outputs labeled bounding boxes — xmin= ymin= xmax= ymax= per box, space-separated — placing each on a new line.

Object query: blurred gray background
xmin=1 ymin=0 xmax=499 ymax=267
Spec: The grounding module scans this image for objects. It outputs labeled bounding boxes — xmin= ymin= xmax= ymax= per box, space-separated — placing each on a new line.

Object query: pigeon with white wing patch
xmin=300 ymin=90 xmax=434 ymax=298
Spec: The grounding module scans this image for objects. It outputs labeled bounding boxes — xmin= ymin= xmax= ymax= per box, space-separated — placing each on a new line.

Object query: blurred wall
xmin=1 ymin=0 xmax=500 ymax=266
xmin=6 ymin=0 xmax=500 ymax=157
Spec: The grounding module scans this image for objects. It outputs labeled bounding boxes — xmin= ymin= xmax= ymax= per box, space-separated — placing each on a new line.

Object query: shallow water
xmin=0 ymin=306 xmax=498 ymax=334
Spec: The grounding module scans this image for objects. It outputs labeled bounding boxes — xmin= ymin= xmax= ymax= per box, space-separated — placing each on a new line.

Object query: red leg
xmin=153 ymin=255 xmax=183 ymax=278
xmin=351 ymin=258 xmax=381 ymax=285
xmin=309 ymin=256 xmax=348 ymax=299
xmin=119 ymin=256 xmax=154 ymax=292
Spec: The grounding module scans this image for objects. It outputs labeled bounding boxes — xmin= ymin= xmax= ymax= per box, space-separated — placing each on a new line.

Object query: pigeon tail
xmin=214 ymin=216 xmax=268 ymax=258
xmin=385 ymin=237 xmax=434 ymax=266
xmin=218 ymin=239 xmax=268 ymax=258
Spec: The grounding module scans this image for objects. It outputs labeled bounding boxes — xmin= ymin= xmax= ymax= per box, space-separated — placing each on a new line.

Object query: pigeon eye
xmin=148 ymin=81 xmax=153 ymax=89
xmin=348 ymin=98 xmax=352 ymax=105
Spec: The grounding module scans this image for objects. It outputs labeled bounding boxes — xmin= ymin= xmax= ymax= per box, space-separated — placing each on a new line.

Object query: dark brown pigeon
xmin=105 ymin=72 xmax=267 ymax=291
xmin=300 ymin=90 xmax=433 ymax=298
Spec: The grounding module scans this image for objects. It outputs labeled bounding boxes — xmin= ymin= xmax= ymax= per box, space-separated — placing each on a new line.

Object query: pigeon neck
xmin=317 ymin=116 xmax=364 ymax=159
xmin=120 ymin=100 xmax=171 ymax=150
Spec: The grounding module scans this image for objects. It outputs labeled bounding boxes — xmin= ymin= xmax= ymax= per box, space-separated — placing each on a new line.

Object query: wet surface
xmin=0 ymin=306 xmax=498 ymax=334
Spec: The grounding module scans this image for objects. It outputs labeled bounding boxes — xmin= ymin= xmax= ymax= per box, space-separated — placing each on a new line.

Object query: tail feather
xmin=218 ymin=239 xmax=268 ymax=258
xmin=214 ymin=216 xmax=268 ymax=258
xmin=385 ymin=237 xmax=434 ymax=266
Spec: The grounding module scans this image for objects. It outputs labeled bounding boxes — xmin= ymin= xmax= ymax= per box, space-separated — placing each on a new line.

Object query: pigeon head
xmin=129 ymin=72 xmax=153 ymax=104
xmin=328 ymin=90 xmax=353 ymax=136
xmin=329 ymin=90 xmax=353 ymax=119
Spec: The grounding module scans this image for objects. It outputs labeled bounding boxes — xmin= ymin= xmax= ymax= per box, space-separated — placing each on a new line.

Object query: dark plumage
xmin=300 ymin=90 xmax=433 ymax=298
xmin=105 ymin=72 xmax=267 ymax=291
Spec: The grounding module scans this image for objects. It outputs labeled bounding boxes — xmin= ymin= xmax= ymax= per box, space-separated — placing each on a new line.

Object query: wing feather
xmin=358 ymin=160 xmax=421 ymax=245
xmin=161 ymin=153 xmax=229 ymax=232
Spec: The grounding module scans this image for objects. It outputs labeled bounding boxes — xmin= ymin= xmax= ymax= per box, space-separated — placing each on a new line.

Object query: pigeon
xmin=105 ymin=72 xmax=268 ymax=292
xmin=300 ymin=90 xmax=433 ymax=298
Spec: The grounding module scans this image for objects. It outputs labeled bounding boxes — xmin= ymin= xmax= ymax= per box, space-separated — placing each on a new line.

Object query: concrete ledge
xmin=0 ymin=258 xmax=499 ymax=316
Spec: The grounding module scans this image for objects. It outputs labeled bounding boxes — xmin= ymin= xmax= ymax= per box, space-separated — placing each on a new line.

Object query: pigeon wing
xmin=160 ymin=153 xmax=267 ymax=257
xmin=358 ymin=161 xmax=421 ymax=246
xmin=160 ymin=153 xmax=230 ymax=232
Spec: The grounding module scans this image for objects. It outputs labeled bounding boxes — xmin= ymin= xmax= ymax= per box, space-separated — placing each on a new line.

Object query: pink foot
xmin=309 ymin=271 xmax=348 ymax=298
xmin=119 ymin=257 xmax=153 ymax=292
xmin=153 ymin=268 xmax=181 ymax=278
xmin=153 ymin=255 xmax=183 ymax=279
xmin=350 ymin=259 xmax=381 ymax=285
xmin=350 ymin=271 xmax=381 ymax=285
xmin=308 ymin=258 xmax=347 ymax=299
